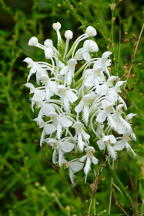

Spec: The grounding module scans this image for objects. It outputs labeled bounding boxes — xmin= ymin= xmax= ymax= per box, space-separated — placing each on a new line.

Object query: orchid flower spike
xmin=24 ymin=22 xmax=136 ymax=185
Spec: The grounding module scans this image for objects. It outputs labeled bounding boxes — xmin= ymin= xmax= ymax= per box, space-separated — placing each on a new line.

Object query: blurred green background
xmin=0 ymin=0 xmax=144 ymax=215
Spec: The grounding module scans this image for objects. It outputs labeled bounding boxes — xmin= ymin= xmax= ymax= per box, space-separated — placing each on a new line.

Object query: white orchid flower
xmin=96 ymin=101 xmax=114 ymax=124
xmin=75 ymin=40 xmax=98 ymax=61
xmin=114 ymin=132 xmax=136 ymax=156
xmin=45 ymin=137 xmax=74 ymax=166
xmin=75 ymin=92 xmax=95 ymax=125
xmin=57 ymin=85 xmax=78 ymax=112
xmin=80 ymin=146 xmax=98 ymax=182
xmin=60 ymin=59 xmax=77 ymax=85
xmin=40 ymin=112 xmax=73 ymax=146
xmin=93 ymin=51 xmax=112 ymax=77
xmin=45 ymin=79 xmax=58 ymax=100
xmin=73 ymin=121 xmax=90 ymax=151
xmin=61 ymin=159 xmax=84 ymax=185
xmin=34 ymin=103 xmax=55 ymax=125
xmin=97 ymin=135 xmax=117 ymax=160
xmin=107 ymin=104 xmax=132 ymax=134
xmin=84 ymin=66 xmax=105 ymax=88
xmin=25 ymin=83 xmax=45 ymax=111
xmin=23 ymin=58 xmax=51 ymax=84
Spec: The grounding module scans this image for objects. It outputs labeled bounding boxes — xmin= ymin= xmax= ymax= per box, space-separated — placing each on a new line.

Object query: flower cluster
xmin=24 ymin=22 xmax=136 ymax=184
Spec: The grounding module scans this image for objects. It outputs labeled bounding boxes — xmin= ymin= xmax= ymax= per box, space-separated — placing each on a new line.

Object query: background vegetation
xmin=0 ymin=0 xmax=144 ymax=215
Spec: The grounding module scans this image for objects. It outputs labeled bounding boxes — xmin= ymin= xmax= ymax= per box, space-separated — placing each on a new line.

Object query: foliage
xmin=0 ymin=0 xmax=144 ymax=215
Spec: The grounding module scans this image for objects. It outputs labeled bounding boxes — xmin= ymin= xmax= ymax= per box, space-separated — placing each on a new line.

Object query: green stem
xmin=74 ymin=63 xmax=86 ymax=79
xmin=87 ymin=162 xmax=104 ymax=215
xmin=108 ymin=160 xmax=114 ymax=215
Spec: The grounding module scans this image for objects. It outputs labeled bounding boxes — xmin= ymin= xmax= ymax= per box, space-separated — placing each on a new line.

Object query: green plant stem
xmin=87 ymin=162 xmax=104 ymax=215
xmin=108 ymin=160 xmax=114 ymax=215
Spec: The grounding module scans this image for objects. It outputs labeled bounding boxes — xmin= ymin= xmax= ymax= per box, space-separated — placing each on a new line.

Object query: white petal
xmin=42 ymin=104 xmax=55 ymax=116
xmin=70 ymin=161 xmax=83 ymax=172
xmin=109 ymin=135 xmax=116 ymax=144
xmin=83 ymin=40 xmax=99 ymax=52
xmin=125 ymin=143 xmax=136 ymax=156
xmin=119 ymin=116 xmax=132 ymax=132
xmin=75 ymin=48 xmax=84 ymax=60
xmin=78 ymin=134 xmax=85 ymax=151
xmin=107 ymin=114 xmax=117 ymax=131
xmin=79 ymin=155 xmax=87 ymax=162
xmin=83 ymin=105 xmax=89 ymax=125
xmin=69 ymin=169 xmax=75 ymax=185
xmin=27 ymin=67 xmax=36 ymax=81
xmin=97 ymin=140 xmax=105 ymax=150
xmin=52 ymin=149 xmax=57 ymax=164
xmin=96 ymin=110 xmax=107 ymax=123
xmin=75 ymin=101 xmax=83 ymax=113
xmin=56 ymin=123 xmax=62 ymax=139
xmin=84 ymin=157 xmax=91 ymax=182
xmin=92 ymin=156 xmax=98 ymax=165
xmin=131 ymin=132 xmax=136 ymax=141
xmin=25 ymin=83 xmax=35 ymax=93
xmin=82 ymin=130 xmax=90 ymax=141
xmin=45 ymin=88 xmax=52 ymax=99
xmin=45 ymin=124 xmax=56 ymax=134
xmin=66 ymin=71 xmax=73 ymax=85
xmin=49 ymin=81 xmax=58 ymax=94
xmin=102 ymin=51 xmax=112 ymax=59
xmin=118 ymin=96 xmax=127 ymax=110
xmin=68 ymin=90 xmax=78 ymax=102
xmin=40 ymin=130 xmax=45 ymax=147
xmin=83 ymin=52 xmax=91 ymax=62
xmin=45 ymin=138 xmax=57 ymax=144
xmin=61 ymin=142 xmax=74 ymax=152
xmin=114 ymin=140 xmax=125 ymax=151
xmin=115 ymin=81 xmax=126 ymax=90
xmin=60 ymin=117 xmax=72 ymax=128
xmin=64 ymin=98 xmax=70 ymax=112
xmin=107 ymin=145 xmax=117 ymax=160
xmin=84 ymin=74 xmax=94 ymax=87
xmin=60 ymin=66 xmax=68 ymax=75
xmin=126 ymin=113 xmax=136 ymax=121
xmin=58 ymin=150 xmax=65 ymax=166
xmin=97 ymin=83 xmax=108 ymax=96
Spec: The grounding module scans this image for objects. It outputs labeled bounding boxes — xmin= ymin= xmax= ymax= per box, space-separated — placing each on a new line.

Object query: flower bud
xmin=52 ymin=22 xmax=61 ymax=31
xmin=86 ymin=26 xmax=97 ymax=36
xmin=28 ymin=37 xmax=38 ymax=46
xmin=44 ymin=48 xmax=53 ymax=59
xmin=64 ymin=30 xmax=73 ymax=40
xmin=44 ymin=39 xmax=53 ymax=48
xmin=23 ymin=57 xmax=33 ymax=67
xmin=102 ymin=51 xmax=112 ymax=59
xmin=83 ymin=40 xmax=99 ymax=52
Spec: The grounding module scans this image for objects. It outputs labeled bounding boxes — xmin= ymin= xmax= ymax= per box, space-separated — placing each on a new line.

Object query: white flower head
xmin=44 ymin=39 xmax=53 ymax=48
xmin=28 ymin=36 xmax=38 ymax=46
xmin=62 ymin=159 xmax=83 ymax=185
xmin=75 ymin=92 xmax=95 ymax=125
xmin=64 ymin=30 xmax=73 ymax=40
xmin=44 ymin=47 xmax=53 ymax=59
xmin=80 ymin=146 xmax=98 ymax=182
xmin=97 ymin=135 xmax=117 ymax=159
xmin=57 ymin=85 xmax=78 ymax=112
xmin=73 ymin=121 xmax=90 ymax=151
xmin=86 ymin=26 xmax=97 ymax=36
xmin=52 ymin=22 xmax=61 ymax=31
xmin=24 ymin=22 xmax=136 ymax=184
xmin=45 ymin=138 xmax=74 ymax=166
